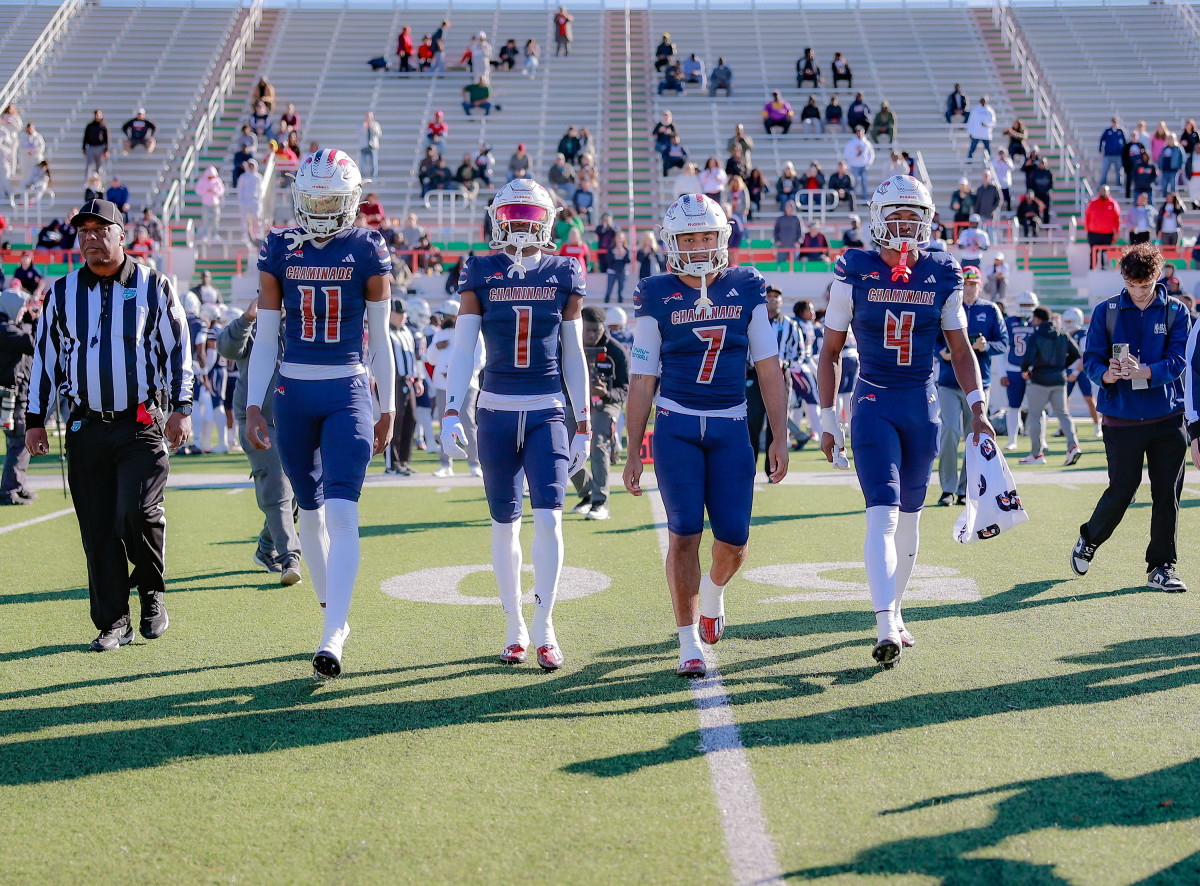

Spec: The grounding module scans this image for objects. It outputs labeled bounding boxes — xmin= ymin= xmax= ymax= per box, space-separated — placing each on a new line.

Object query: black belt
xmin=72 ymin=405 xmax=140 ymax=423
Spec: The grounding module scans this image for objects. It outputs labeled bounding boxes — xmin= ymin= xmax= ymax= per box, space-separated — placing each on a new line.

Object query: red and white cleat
xmin=536 ymin=644 xmax=564 ymax=671
xmin=898 ymin=626 xmax=915 ymax=648
xmin=699 ymin=615 xmax=725 ymax=645
xmin=676 ymin=658 xmax=707 ymax=678
xmin=501 ymin=644 xmax=528 ymax=664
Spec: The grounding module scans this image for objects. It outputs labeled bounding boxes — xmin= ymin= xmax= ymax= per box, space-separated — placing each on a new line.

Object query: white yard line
xmin=0 ymin=507 xmax=73 ymax=536
xmin=646 ymin=487 xmax=785 ymax=886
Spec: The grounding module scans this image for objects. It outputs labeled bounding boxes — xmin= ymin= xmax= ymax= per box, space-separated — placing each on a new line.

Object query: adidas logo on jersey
xmin=923 ymin=275 xmax=937 ymax=284
xmin=546 ymin=275 xmax=559 ymax=283
xmin=341 ymin=254 xmax=356 ymax=263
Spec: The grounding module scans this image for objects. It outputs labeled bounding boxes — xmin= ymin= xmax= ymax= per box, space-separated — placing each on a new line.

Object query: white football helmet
xmin=868 ymin=175 xmax=935 ymax=251
xmin=606 ymin=306 xmax=627 ymax=329
xmin=488 ymin=179 xmax=558 ymax=255
xmin=291 ymin=149 xmax=364 ymax=237
xmin=198 ymin=303 xmax=222 ymax=326
xmin=1008 ymin=290 xmax=1039 ymax=318
xmin=408 ymin=297 xmax=431 ymax=328
xmin=660 ymin=194 xmax=731 ymax=277
xmin=1062 ymin=307 xmax=1084 ymax=333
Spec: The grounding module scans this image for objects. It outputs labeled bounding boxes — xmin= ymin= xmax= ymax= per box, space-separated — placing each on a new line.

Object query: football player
xmin=440 ymin=179 xmax=591 ymax=670
xmin=1063 ymin=307 xmax=1102 ymax=438
xmin=1001 ymin=290 xmax=1039 ymax=450
xmin=245 ymin=150 xmax=396 ymax=679
xmin=623 ymin=195 xmax=789 ymax=678
xmin=817 ymin=175 xmax=995 ymax=668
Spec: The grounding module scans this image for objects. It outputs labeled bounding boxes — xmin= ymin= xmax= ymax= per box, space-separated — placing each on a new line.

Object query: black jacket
xmin=1021 ymin=323 xmax=1080 ymax=386
xmin=0 ymin=315 xmax=35 ymax=392
xmin=590 ymin=329 xmax=629 ymax=407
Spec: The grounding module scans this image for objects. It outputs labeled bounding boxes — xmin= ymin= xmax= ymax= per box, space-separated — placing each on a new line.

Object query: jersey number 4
xmin=693 ymin=325 xmax=726 ymax=384
xmin=883 ymin=310 xmax=915 ymax=366
xmin=298 ymin=285 xmax=342 ymax=343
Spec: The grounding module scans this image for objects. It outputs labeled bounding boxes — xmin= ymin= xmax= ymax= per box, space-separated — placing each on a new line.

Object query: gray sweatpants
xmin=937 ymin=385 xmax=975 ymax=496
xmin=435 ymin=387 xmax=480 ymax=468
xmin=84 ymin=144 xmax=106 ymax=179
xmin=1025 ymin=381 xmax=1077 ymax=457
xmin=570 ymin=403 xmax=621 ymax=505
xmin=238 ymin=420 xmax=301 ymax=563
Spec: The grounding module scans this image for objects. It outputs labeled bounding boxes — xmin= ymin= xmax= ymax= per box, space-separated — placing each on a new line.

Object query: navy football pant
xmin=850 ymin=381 xmax=940 ymax=512
xmin=477 ymin=406 xmax=569 ymax=523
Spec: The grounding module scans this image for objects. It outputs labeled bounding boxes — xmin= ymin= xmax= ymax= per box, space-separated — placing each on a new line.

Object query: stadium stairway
xmin=1024 ymin=254 xmax=1087 ymax=313
xmin=601 ymin=8 xmax=657 ymax=230
xmin=0 ymin=2 xmax=66 ymax=88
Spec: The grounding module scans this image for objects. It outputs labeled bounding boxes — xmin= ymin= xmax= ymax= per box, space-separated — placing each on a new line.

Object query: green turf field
xmin=3 ymin=441 xmax=1200 ymax=885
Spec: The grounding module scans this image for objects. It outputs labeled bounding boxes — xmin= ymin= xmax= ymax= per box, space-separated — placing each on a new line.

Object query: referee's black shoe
xmin=90 ymin=621 xmax=134 ymax=651
xmin=139 ymin=593 xmax=169 ymax=639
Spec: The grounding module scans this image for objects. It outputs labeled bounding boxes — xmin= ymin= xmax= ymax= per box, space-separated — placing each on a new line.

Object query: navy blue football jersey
xmin=459 ymin=253 xmax=585 ymax=396
xmin=1005 ymin=315 xmax=1035 ymax=370
xmin=258 ymin=227 xmax=392 ymax=366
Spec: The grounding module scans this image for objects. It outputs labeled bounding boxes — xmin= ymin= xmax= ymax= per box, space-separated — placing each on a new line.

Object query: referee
xmin=25 ymin=200 xmax=194 ymax=651
xmin=747 ymin=286 xmax=799 ymax=477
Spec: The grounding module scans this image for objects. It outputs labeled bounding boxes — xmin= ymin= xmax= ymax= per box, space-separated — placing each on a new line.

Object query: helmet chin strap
xmin=696 ymin=273 xmax=714 ymax=310
xmin=284 ymin=228 xmax=321 ymax=251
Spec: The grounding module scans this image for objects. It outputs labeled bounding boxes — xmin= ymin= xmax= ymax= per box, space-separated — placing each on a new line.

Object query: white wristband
xmin=820 ymin=408 xmax=841 ymax=437
xmin=966 ymin=389 xmax=984 ymax=407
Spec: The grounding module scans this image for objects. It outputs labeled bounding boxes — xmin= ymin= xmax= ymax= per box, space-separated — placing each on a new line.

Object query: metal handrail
xmin=160 ymin=0 xmax=264 ymax=224
xmin=1166 ymin=0 xmax=1200 ymax=66
xmin=0 ymin=0 xmax=83 ymax=118
xmin=621 ymin=1 xmax=636 ymax=227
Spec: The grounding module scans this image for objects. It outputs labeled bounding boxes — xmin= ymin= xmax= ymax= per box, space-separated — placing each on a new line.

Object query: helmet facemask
xmin=489 ymin=202 xmax=556 ymax=277
xmin=869 ymin=204 xmax=933 ymax=253
xmin=292 ymin=185 xmax=362 ymax=237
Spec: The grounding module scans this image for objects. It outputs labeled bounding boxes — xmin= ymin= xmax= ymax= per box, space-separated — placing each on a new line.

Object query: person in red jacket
xmin=1085 ymin=185 xmax=1122 ymax=269
xmin=396 ymin=25 xmax=414 ymax=72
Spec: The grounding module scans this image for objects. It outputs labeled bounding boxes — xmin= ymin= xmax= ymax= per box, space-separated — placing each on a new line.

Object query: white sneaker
xmin=1005 ymin=439 xmax=1020 ymax=451
xmin=570 ymin=499 xmax=592 ymax=515
xmin=213 ymin=442 xmax=228 ymax=454
xmin=432 ymin=466 xmax=454 ymax=478
xmin=1018 ymin=453 xmax=1046 ymax=465
xmin=470 ymin=465 xmax=483 ymax=478
xmin=586 ymin=503 xmax=610 ymax=520
xmin=1063 ymin=446 xmax=1082 ymax=467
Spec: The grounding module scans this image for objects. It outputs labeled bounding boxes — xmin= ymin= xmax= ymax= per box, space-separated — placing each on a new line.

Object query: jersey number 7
xmin=693 ymin=325 xmax=727 ymax=384
xmin=883 ymin=309 xmax=915 ymax=366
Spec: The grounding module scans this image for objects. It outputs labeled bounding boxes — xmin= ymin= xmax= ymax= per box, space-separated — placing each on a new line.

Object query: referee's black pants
xmin=65 ymin=411 xmax=170 ymax=632
xmin=388 ymin=376 xmax=418 ymax=467
xmin=1080 ymin=415 xmax=1186 ymax=570
xmin=746 ymin=375 xmax=773 ymax=478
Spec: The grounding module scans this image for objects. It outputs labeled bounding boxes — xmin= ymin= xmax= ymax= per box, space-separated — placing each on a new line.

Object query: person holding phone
xmin=1072 ymin=243 xmax=1191 ymax=591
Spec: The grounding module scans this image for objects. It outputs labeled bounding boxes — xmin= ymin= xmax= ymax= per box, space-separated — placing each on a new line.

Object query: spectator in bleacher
xmin=965 ymin=97 xmax=995 ymax=159
xmin=992 ymin=148 xmax=1015 ymax=212
xmin=36 ymin=218 xmax=67 ymax=251
xmin=1125 ymin=192 xmax=1154 ymax=245
xmin=1030 ymin=156 xmax=1054 ymax=223
xmin=799 ymin=96 xmax=822 ymax=134
xmin=604 ymin=232 xmax=631 ymax=304
xmin=949 ymin=177 xmax=974 ymax=225
xmin=284 ymin=130 xmax=303 ymax=159
xmin=799 ymin=223 xmax=831 ymax=263
xmin=554 ymin=7 xmax=574 ymax=57
xmin=358 ymin=191 xmax=386 ymax=230
xmin=548 ymin=153 xmax=578 ymax=200
xmin=682 ymin=53 xmax=706 ymax=90
xmin=18 ymin=160 xmax=51 ymax=206
xmin=121 ymin=109 xmax=156 ymax=154
xmin=0 ymin=103 xmax=19 ymax=135
xmin=252 ymin=77 xmax=275 ymax=113
xmin=945 ymin=84 xmax=968 ymax=124
xmin=431 ymin=20 xmax=450 ymax=73
xmin=452 ymin=155 xmax=479 ymax=200
xmin=595 ymin=213 xmax=617 ymax=272
xmin=983 ymin=253 xmax=1009 ymax=304
xmin=426 ymin=110 xmax=447 ymax=153
xmin=572 ymin=171 xmax=597 ymax=223
xmin=128 ymin=226 xmax=156 ymax=267
xmin=580 ymin=128 xmax=597 ymax=160
xmin=81 ymin=110 xmax=109 ymax=180
xmin=699 ymin=157 xmax=728 ymax=203
xmin=746 ymin=167 xmax=768 ymax=219
xmin=1188 ymin=144 xmax=1200 ymax=206
xmin=474 ymin=32 xmax=494 ymax=83
xmin=886 ymin=150 xmax=907 ymax=179
xmin=399 ymin=213 xmax=425 ymax=255
xmin=653 ymin=111 xmax=677 ymax=156
xmin=278 ymin=104 xmax=301 ymax=140
xmin=659 ymin=60 xmax=686 ymax=96
xmin=462 ymin=77 xmax=495 ymax=116
xmin=1121 ymin=133 xmax=1145 ymax=200
xmin=828 ymin=160 xmax=855 ymax=211
xmin=1180 ymin=119 xmax=1199 ymax=155
xmin=636 ymin=230 xmax=666 ymax=279
xmin=557 ymin=126 xmax=582 ymax=164
xmin=775 ymin=161 xmax=800 ymax=209
xmin=1159 ymin=134 xmax=1184 ymax=200
xmin=1156 ymin=192 xmax=1184 ymax=248
xmin=426 ymin=155 xmax=453 ymax=195
xmin=138 ymin=207 xmax=162 ymax=248
xmin=847 ymin=93 xmax=870 ymax=133
xmin=189 ymin=270 xmax=221 ymax=307
xmin=724 ymin=144 xmax=748 ymax=182
xmin=105 ymin=175 xmax=130 ymax=222
xmin=507 ymin=142 xmax=530 ymax=181
xmin=83 ymin=172 xmax=103 ymax=204
xmin=237 ymin=158 xmax=263 ymax=246
xmin=727 ymin=175 xmax=749 ymax=221
xmin=1084 ymin=185 xmax=1121 ymax=268
xmin=1098 ymin=116 xmax=1126 ymax=189
xmin=824 ymin=95 xmax=844 ymax=135
xmin=473 ymin=143 xmax=495 ymax=187
xmin=397 ymin=25 xmax=414 ymax=72
xmin=974 ymin=170 xmax=1002 ymax=222
xmin=842 ymin=214 xmax=866 ymax=248
xmin=654 ymin=33 xmax=676 ymax=72
xmin=417 ymin=35 xmax=434 ymax=72
xmin=195 ymin=167 xmax=224 ymax=245
xmin=12 ymin=253 xmax=41 ymax=296
xmin=559 ymin=226 xmax=590 ymax=272
xmin=1017 ymin=190 xmax=1044 ymax=239
xmin=710 ymin=58 xmax=733 ymax=96
xmin=665 ymin=160 xmax=696 ymax=197
xmin=727 ymin=123 xmax=753 ymax=168
xmin=773 ymin=201 xmax=802 ymax=267
xmin=842 ymin=127 xmax=875 ymax=200
xmin=763 ymin=91 xmax=794 ymax=135
xmin=1130 ymin=147 xmax=1157 ymax=204
xmin=956 ymin=214 xmax=990 ymax=268
xmin=796 ymin=48 xmax=820 ymax=88
xmin=271 ymin=138 xmax=299 ymax=180
xmin=523 ymin=39 xmax=540 ymax=78
xmin=1003 ymin=118 xmax=1028 ymax=163
xmin=248 ymin=101 xmax=272 ymax=142
xmin=235 ymin=123 xmax=257 ymax=155
xmin=1151 ymin=121 xmax=1170 ymax=164
xmin=796 ymin=161 xmax=825 ymax=208
xmin=661 ymin=134 xmax=688 ymax=178
xmin=358 ymin=111 xmax=382 ymax=179
xmin=18 ymin=122 xmax=43 ymax=181
xmin=498 ymin=39 xmax=519 ymax=71
xmin=871 ymin=101 xmax=895 ymax=144
xmin=831 ymin=52 xmax=852 ymax=88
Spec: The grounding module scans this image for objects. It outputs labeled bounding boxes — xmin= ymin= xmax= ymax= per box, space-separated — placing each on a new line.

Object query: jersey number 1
xmin=513 ymin=305 xmax=532 ymax=368
xmin=298 ymin=285 xmax=342 ymax=343
xmin=693 ymin=325 xmax=727 ymax=384
xmin=883 ymin=310 xmax=915 ymax=366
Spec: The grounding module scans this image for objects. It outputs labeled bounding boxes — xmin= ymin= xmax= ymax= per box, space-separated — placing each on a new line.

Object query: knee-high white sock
xmin=492 ymin=518 xmax=527 ymax=647
xmin=530 ymin=508 xmax=563 ymax=649
xmin=837 ymin=391 xmax=853 ymax=425
xmin=212 ymin=404 xmax=228 ymax=450
xmin=320 ymin=498 xmax=360 ymax=651
xmin=864 ymin=505 xmax=899 ymax=641
xmin=700 ymin=572 xmax=725 ymax=620
xmin=804 ymin=402 xmax=821 ymax=436
xmin=893 ymin=510 xmax=921 ymax=630
xmin=1006 ymin=406 xmax=1021 ymax=442
xmin=297 ymin=506 xmax=329 ymax=606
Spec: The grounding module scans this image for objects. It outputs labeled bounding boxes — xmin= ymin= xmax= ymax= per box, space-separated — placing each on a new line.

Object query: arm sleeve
xmin=444 ymin=313 xmax=482 ymax=412
xmin=561 ymin=318 xmax=589 ymax=422
xmin=245 ymin=309 xmax=280 ymax=410
xmin=823 ymin=279 xmax=855 ymax=332
xmin=629 ymin=315 xmax=662 ymax=377
xmin=367 ymin=298 xmax=396 ymax=413
xmin=748 ymin=305 xmax=781 ymax=362
xmin=941 ymin=288 xmax=967 ymax=330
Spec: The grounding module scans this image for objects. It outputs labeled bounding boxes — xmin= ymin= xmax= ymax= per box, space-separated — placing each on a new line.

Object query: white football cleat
xmin=873 ymin=635 xmax=902 ymax=668
xmin=1018 ymin=453 xmax=1046 ymax=465
xmin=470 ymin=465 xmax=484 ymax=478
xmin=313 ymin=623 xmax=350 ymax=680
xmin=432 ymin=466 xmax=455 ymax=478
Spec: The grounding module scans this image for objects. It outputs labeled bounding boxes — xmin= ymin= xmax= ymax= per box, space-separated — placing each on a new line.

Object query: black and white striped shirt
xmin=26 ymin=257 xmax=193 ymax=426
xmin=390 ymin=324 xmax=416 ymax=378
xmin=773 ymin=314 xmax=803 ymax=367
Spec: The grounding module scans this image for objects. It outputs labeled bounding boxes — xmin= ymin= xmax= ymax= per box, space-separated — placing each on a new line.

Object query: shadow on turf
xmin=596 ymin=510 xmax=861 ymax=535
xmin=784 ymin=755 xmax=1200 ymax=883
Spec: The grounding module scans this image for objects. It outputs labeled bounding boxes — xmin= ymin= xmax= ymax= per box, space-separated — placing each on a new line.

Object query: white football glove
xmin=439 ymin=414 xmax=469 ymax=459
xmin=820 ymin=408 xmax=850 ymax=471
xmin=567 ymin=431 xmax=591 ymax=476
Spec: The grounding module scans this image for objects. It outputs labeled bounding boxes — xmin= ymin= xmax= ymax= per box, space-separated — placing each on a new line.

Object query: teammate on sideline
xmin=1001 ymin=290 xmax=1039 ymax=450
xmin=624 ymin=195 xmax=789 ymax=678
xmin=440 ymin=179 xmax=591 ymax=670
xmin=817 ymin=175 xmax=994 ymax=668
xmin=246 ymin=150 xmax=396 ymax=679
xmin=1063 ymin=306 xmax=1103 ymax=438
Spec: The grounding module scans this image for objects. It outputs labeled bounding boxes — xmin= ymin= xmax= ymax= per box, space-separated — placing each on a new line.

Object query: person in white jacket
xmin=966 ymin=97 xmax=996 ymax=160
xmin=358 ymin=111 xmax=382 ymax=179
xmin=236 ymin=157 xmax=264 ymax=246
xmin=843 ymin=126 xmax=875 ymax=200
xmin=991 ymin=147 xmax=1015 ymax=212
xmin=19 ymin=122 xmax=43 ymax=180
xmin=196 ymin=165 xmax=225 ymax=244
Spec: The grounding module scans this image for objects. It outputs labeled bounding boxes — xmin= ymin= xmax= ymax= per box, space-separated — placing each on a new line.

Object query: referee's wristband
xmin=25 ymin=412 xmax=45 ymax=430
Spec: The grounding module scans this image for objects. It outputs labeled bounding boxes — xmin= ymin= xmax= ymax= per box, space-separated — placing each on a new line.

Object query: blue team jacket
xmin=1082 ymin=288 xmax=1190 ymax=421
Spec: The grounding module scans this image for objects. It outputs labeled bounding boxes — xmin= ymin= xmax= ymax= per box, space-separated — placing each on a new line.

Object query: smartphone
xmin=1113 ymin=343 xmax=1130 ymax=362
